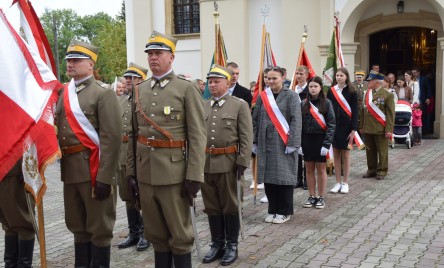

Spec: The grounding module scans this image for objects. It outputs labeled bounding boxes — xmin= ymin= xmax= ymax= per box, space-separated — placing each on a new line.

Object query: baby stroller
xmin=391 ymin=100 xmax=412 ymax=149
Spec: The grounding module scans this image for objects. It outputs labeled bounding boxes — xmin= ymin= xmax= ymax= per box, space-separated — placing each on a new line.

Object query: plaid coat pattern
xmin=253 ymin=88 xmax=302 ymax=185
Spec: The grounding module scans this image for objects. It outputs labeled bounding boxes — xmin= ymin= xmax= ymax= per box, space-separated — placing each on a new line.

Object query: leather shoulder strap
xmin=135 ymin=84 xmax=173 ymax=140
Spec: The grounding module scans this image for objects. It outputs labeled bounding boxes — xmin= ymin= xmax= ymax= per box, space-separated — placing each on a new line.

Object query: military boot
xmin=154 ymin=251 xmax=172 ymax=268
xmin=136 ymin=219 xmax=150 ymax=251
xmin=117 ymin=208 xmax=141 ymax=249
xmin=74 ymin=242 xmax=91 ymax=268
xmin=4 ymin=235 xmax=18 ymax=268
xmin=17 ymin=239 xmax=34 ymax=268
xmin=202 ymin=215 xmax=225 ymax=263
xmin=220 ymin=214 xmax=239 ymax=266
xmin=173 ymin=253 xmax=192 ymax=268
xmin=91 ymin=245 xmax=110 ymax=268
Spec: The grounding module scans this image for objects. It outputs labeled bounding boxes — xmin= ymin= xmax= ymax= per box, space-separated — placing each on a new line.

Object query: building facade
xmin=125 ymin=0 xmax=444 ymax=138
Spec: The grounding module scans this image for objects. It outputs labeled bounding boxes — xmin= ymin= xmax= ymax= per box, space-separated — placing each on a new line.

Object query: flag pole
xmin=213 ymin=1 xmax=220 ymax=65
xmin=290 ymin=26 xmax=308 ymax=91
xmin=253 ymin=24 xmax=265 ymax=205
xmin=38 ymin=201 xmax=47 ymax=268
xmin=253 ymin=5 xmax=270 ymax=205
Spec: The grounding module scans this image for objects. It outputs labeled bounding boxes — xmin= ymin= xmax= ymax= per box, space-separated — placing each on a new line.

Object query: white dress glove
xmin=285 ymin=146 xmax=297 ymax=154
xmin=320 ymin=147 xmax=329 ymax=156
xmin=252 ymin=144 xmax=258 ymax=154
xmin=298 ymin=147 xmax=303 ymax=156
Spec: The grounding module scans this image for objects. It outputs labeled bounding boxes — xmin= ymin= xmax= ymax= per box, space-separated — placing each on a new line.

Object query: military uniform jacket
xmin=119 ymin=95 xmax=132 ymax=166
xmin=56 ymin=76 xmax=122 ymax=185
xmin=126 ymin=71 xmax=206 ymax=185
xmin=360 ymin=87 xmax=395 ymax=134
xmin=353 ymin=81 xmax=368 ymax=111
xmin=204 ymin=95 xmax=253 ymax=174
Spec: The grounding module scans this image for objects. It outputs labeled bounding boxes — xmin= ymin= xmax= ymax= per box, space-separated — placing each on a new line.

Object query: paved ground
xmin=1 ymin=139 xmax=444 ymax=267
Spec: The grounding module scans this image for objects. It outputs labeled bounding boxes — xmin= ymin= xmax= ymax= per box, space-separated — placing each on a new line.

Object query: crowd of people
xmin=0 ymin=30 xmax=434 ymax=268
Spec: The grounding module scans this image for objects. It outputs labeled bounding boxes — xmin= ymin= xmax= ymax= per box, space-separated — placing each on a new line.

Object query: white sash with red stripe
xmin=366 ymin=88 xmax=386 ymax=127
xmin=309 ymin=101 xmax=326 ymax=130
xmin=260 ymin=88 xmax=289 ymax=145
xmin=63 ymin=79 xmax=100 ymax=186
xmin=330 ymin=86 xmax=365 ymax=149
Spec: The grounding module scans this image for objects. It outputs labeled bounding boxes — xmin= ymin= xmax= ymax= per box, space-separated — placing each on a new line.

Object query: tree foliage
xmin=94 ymin=20 xmax=127 ymax=82
xmin=118 ymin=0 xmax=126 ymax=22
xmin=40 ymin=7 xmax=127 ymax=83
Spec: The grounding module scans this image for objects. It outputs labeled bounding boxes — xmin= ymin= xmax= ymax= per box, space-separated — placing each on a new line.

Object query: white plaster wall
xmin=174 ymin=39 xmax=202 ymax=79
xmin=125 ymin=0 xmax=152 ymax=70
xmin=360 ymin=0 xmax=435 ymax=20
xmin=152 ymin=0 xmax=166 ymax=33
xmin=248 ymin=0 xmax=283 ymax=82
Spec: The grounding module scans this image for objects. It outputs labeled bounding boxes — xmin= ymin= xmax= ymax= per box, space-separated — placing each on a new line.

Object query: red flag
xmin=297 ymin=48 xmax=316 ymax=80
xmin=252 ymin=30 xmax=277 ymax=107
xmin=0 ymin=10 xmax=61 ymax=204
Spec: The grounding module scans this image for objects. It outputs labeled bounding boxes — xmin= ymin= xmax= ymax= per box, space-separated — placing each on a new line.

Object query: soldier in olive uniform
xmin=0 ymin=160 xmax=35 ymax=267
xmin=353 ymin=70 xmax=368 ymax=128
xmin=360 ymin=71 xmax=395 ymax=180
xmin=126 ymin=31 xmax=206 ymax=268
xmin=56 ymin=40 xmax=121 ymax=267
xmin=116 ymin=62 xmax=150 ymax=251
xmin=201 ymin=65 xmax=253 ymax=265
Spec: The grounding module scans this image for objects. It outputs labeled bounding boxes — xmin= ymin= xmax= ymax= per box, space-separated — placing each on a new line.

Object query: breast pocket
xmin=222 ymin=113 xmax=237 ymax=128
xmin=164 ymin=107 xmax=183 ymax=123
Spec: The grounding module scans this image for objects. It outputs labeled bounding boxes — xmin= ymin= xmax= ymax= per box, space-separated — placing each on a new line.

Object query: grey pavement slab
xmin=1 ymin=139 xmax=444 ymax=267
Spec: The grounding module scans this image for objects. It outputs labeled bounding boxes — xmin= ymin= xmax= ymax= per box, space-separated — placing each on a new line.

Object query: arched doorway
xmin=354 ymin=10 xmax=443 ymax=137
xmin=369 ymin=27 xmax=437 ymax=78
xmin=369 ymin=27 xmax=438 ymax=134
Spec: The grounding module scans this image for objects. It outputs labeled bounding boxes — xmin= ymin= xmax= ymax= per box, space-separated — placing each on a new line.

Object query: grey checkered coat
xmin=253 ymin=88 xmax=302 ymax=185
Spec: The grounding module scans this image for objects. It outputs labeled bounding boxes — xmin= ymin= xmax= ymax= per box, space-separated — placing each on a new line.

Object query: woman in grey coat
xmin=252 ymin=67 xmax=302 ymax=224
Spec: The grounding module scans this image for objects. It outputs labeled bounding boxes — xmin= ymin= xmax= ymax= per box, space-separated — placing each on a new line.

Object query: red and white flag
xmin=12 ymin=0 xmax=57 ymax=73
xmin=0 ymin=10 xmax=61 ymax=204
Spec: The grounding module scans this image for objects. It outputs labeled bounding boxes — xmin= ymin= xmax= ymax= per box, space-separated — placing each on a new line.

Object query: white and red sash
xmin=309 ymin=101 xmax=326 ymax=130
xmin=331 ymin=86 xmax=365 ymax=149
xmin=308 ymin=101 xmax=334 ymax=158
xmin=260 ymin=88 xmax=289 ymax=145
xmin=63 ymin=79 xmax=100 ymax=186
xmin=330 ymin=85 xmax=351 ymax=117
xmin=365 ymin=88 xmax=386 ymax=127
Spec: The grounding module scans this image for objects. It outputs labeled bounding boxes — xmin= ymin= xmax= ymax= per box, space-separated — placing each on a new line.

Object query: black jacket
xmin=232 ymin=83 xmax=252 ymax=108
xmin=326 ymin=85 xmax=358 ymax=130
xmin=301 ymin=98 xmax=336 ymax=148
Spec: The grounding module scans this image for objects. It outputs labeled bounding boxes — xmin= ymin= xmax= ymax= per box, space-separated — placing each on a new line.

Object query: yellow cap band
xmin=127 ymin=67 xmax=147 ymax=80
xmin=148 ymin=36 xmax=176 ymax=53
xmin=67 ymin=45 xmax=98 ymax=62
xmin=211 ymin=67 xmax=232 ymax=81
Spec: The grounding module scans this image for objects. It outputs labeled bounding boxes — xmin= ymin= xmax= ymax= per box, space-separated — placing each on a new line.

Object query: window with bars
xmin=173 ymin=0 xmax=200 ymax=34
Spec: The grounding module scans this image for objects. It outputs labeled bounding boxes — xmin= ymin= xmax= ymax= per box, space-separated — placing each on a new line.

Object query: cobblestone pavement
xmin=1 ymin=139 xmax=444 ymax=267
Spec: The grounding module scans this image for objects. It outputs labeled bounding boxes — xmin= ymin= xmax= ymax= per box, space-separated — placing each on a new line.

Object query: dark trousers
xmin=420 ymin=102 xmax=432 ymax=133
xmin=264 ymin=183 xmax=294 ymax=215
